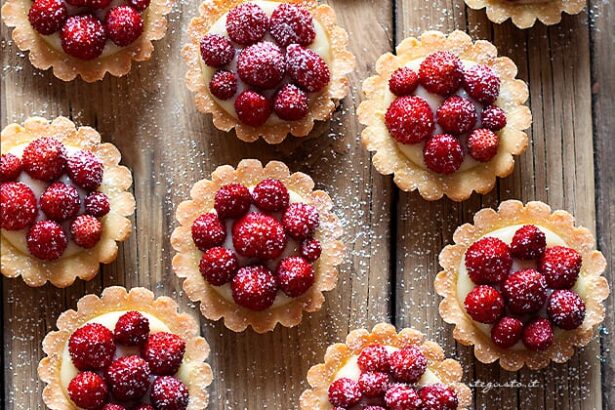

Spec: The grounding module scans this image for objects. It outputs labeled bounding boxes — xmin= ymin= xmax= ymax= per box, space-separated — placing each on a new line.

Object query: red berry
xmin=214 ymin=183 xmax=251 ymax=219
xmin=231 ymin=265 xmax=278 ymax=311
xmin=286 ymin=44 xmax=330 ymax=92
xmin=389 ymin=67 xmax=419 ymax=96
xmin=281 ymin=203 xmax=319 ymax=240
xmin=105 ymin=5 xmax=143 ymax=47
xmin=141 ymin=332 xmax=186 ymax=375
xmin=467 ymin=128 xmax=499 ymax=162
xmin=358 ymin=371 xmax=390 ymax=397
xmin=40 ymin=182 xmax=80 ymax=222
xmin=61 ymin=15 xmax=107 ymax=60
xmin=67 ymin=371 xmax=108 ymax=410
xmin=66 ymin=150 xmax=104 ymax=191
xmin=464 ymin=285 xmax=504 ymax=324
xmin=463 ymin=64 xmax=501 ymax=105
xmin=22 ymin=137 xmax=66 ymax=181
xmin=133 ymin=405 xmax=154 ymax=410
xmin=547 ymin=289 xmax=586 ymax=330
xmin=191 ymin=213 xmax=226 ymax=251
xmin=419 ymin=384 xmax=459 ymax=410
xmin=465 ymin=236 xmax=512 ymax=284
xmin=0 ymin=153 xmax=22 ymax=182
xmin=276 ymin=256 xmax=315 ymax=297
xmin=232 ymin=212 xmax=287 ymax=259
xmin=358 ymin=344 xmax=390 ymax=373
xmin=269 ymin=3 xmax=315 ymax=47
xmin=209 ymin=70 xmax=238 ymax=100
xmin=237 ymin=42 xmax=286 ymax=89
xmin=66 ymin=0 xmax=112 ymax=8
xmin=252 ymin=178 xmax=289 ymax=212
xmin=225 ymin=3 xmax=269 ymax=45
xmin=234 ymin=90 xmax=272 ymax=127
xmin=105 ymin=355 xmax=151 ymax=401
xmin=327 ymin=378 xmax=361 ymax=407
xmin=502 ymin=269 xmax=548 ymax=314
xmin=27 ymin=220 xmax=68 ymax=260
xmin=364 ymin=407 xmax=386 ymax=410
xmin=127 ymin=0 xmax=150 ymax=12
xmin=384 ymin=384 xmax=421 ymax=410
xmin=199 ymin=34 xmax=235 ymax=68
xmin=150 ymin=376 xmax=189 ymax=410
xmin=0 ymin=182 xmax=37 ymax=230
xmin=480 ymin=105 xmax=507 ymax=131
xmin=68 ymin=323 xmax=116 ymax=371
xmin=300 ymin=237 xmax=322 ymax=262
xmin=538 ymin=246 xmax=582 ymax=289
xmin=388 ymin=345 xmax=427 ymax=383
xmin=423 ymin=134 xmax=464 ymax=175
xmin=103 ymin=404 xmax=127 ymax=410
xmin=273 ymin=84 xmax=310 ymax=121
xmin=490 ymin=316 xmax=524 ymax=349
xmin=70 ymin=214 xmax=103 ymax=249
xmin=436 ymin=96 xmax=477 ymax=134
xmin=114 ymin=310 xmax=150 ymax=346
xmin=510 ymin=224 xmax=547 ymax=260
xmin=84 ymin=191 xmax=110 ymax=217
xmin=522 ymin=318 xmax=554 ymax=351
xmin=419 ymin=51 xmax=463 ymax=96
xmin=28 ymin=0 xmax=67 ymax=35
xmin=385 ymin=96 xmax=434 ymax=144
xmin=199 ymin=246 xmax=238 ymax=286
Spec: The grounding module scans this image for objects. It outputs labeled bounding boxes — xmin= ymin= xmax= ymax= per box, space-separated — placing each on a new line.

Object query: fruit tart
xmin=463 ymin=0 xmax=586 ymax=29
xmin=359 ymin=30 xmax=531 ymax=201
xmin=38 ymin=286 xmax=213 ymax=410
xmin=1 ymin=0 xmax=173 ymax=81
xmin=171 ymin=159 xmax=344 ymax=333
xmin=300 ymin=323 xmax=472 ymax=410
xmin=182 ymin=0 xmax=356 ymax=144
xmin=1 ymin=117 xmax=135 ymax=287
xmin=435 ymin=200 xmax=610 ymax=370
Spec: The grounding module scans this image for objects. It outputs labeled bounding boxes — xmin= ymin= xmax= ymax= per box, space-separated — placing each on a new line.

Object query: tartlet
xmin=38 ymin=286 xmax=213 ymax=409
xmin=182 ymin=0 xmax=356 ymax=144
xmin=0 ymin=116 xmax=135 ymax=287
xmin=171 ymin=159 xmax=344 ymax=333
xmin=359 ymin=30 xmax=531 ymax=201
xmin=300 ymin=322 xmax=472 ymax=409
xmin=435 ymin=200 xmax=609 ymax=370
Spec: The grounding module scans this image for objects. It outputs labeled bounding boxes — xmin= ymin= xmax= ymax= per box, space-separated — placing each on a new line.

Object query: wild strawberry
xmin=273 ymin=84 xmax=310 ymax=121
xmin=231 ymin=265 xmax=278 ymax=311
xmin=270 ymin=3 xmax=315 ymax=47
xmin=27 ymin=220 xmax=68 ymax=260
xmin=480 ymin=105 xmax=507 ymax=131
xmin=67 ymin=371 xmax=108 ymax=410
xmin=282 ymin=203 xmax=319 ymax=240
xmin=150 ymin=376 xmax=189 ymax=410
xmin=538 ymin=246 xmax=582 ymax=289
xmin=103 ymin=404 xmax=127 ymax=410
xmin=364 ymin=407 xmax=386 ymax=410
xmin=358 ymin=371 xmax=390 ymax=397
xmin=22 ymin=137 xmax=66 ymax=181
xmin=388 ymin=345 xmax=427 ymax=383
xmin=436 ymin=96 xmax=477 ymax=134
xmin=127 ymin=0 xmax=150 ymax=11
xmin=300 ymin=238 xmax=321 ymax=262
xmin=114 ymin=310 xmax=150 ymax=346
xmin=66 ymin=150 xmax=104 ymax=191
xmin=522 ymin=318 xmax=553 ymax=351
xmin=105 ymin=355 xmax=151 ymax=401
xmin=199 ymin=34 xmax=235 ymax=68
xmin=389 ymin=67 xmax=419 ymax=96
xmin=385 ymin=96 xmax=434 ymax=144
xmin=423 ymin=134 xmax=464 ymax=175
xmin=510 ymin=224 xmax=546 ymax=260
xmin=252 ymin=178 xmax=289 ymax=212
xmin=214 ymin=183 xmax=251 ymax=219
xmin=225 ymin=3 xmax=269 ymax=45
xmin=84 ymin=191 xmax=110 ymax=217
xmin=467 ymin=128 xmax=499 ymax=162
xmin=286 ymin=44 xmax=330 ymax=92
xmin=384 ymin=384 xmax=421 ymax=410
xmin=191 ymin=213 xmax=226 ymax=251
xmin=40 ymin=182 xmax=81 ymax=222
xmin=133 ymin=405 xmax=154 ymax=410
xmin=464 ymin=236 xmax=512 ymax=284
xmin=463 ymin=64 xmax=501 ymax=105
xmin=418 ymin=51 xmax=463 ymax=96
xmin=199 ymin=246 xmax=239 ymax=286
xmin=68 ymin=323 xmax=116 ymax=371
xmin=490 ymin=316 xmax=524 ymax=349
xmin=0 ymin=153 xmax=22 ymax=182
xmin=0 ymin=182 xmax=37 ymax=230
xmin=358 ymin=344 xmax=390 ymax=373
xmin=237 ymin=42 xmax=286 ymax=89
xmin=232 ymin=212 xmax=287 ymax=259
xmin=276 ymin=256 xmax=315 ymax=297
xmin=142 ymin=332 xmax=186 ymax=375
xmin=234 ymin=90 xmax=272 ymax=127
xmin=419 ymin=384 xmax=459 ymax=410
xmin=61 ymin=15 xmax=107 ymax=60
xmin=502 ymin=269 xmax=548 ymax=314
xmin=71 ymin=214 xmax=102 ymax=249
xmin=66 ymin=0 xmax=112 ymax=8
xmin=464 ymin=285 xmax=504 ymax=324
xmin=327 ymin=378 xmax=361 ymax=407
xmin=28 ymin=0 xmax=67 ymax=35
xmin=105 ymin=5 xmax=143 ymax=47
xmin=547 ymin=289 xmax=586 ymax=330
xmin=209 ymin=70 xmax=238 ymax=100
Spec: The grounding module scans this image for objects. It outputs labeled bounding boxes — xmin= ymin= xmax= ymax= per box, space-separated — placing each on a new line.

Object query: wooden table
xmin=1 ymin=0 xmax=613 ymax=408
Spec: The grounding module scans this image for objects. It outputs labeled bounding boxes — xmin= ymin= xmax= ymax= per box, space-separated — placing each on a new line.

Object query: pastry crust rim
xmin=170 ymin=159 xmax=345 ymax=333
xmin=37 ymin=286 xmax=214 ymax=410
xmin=299 ymin=322 xmax=472 ymax=410
xmin=358 ymin=30 xmax=532 ymax=202
xmin=435 ymin=200 xmax=610 ymax=371
xmin=181 ymin=0 xmax=356 ymax=144
xmin=0 ymin=116 xmax=136 ymax=288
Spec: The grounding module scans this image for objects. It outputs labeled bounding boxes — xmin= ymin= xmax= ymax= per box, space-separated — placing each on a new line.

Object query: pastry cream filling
xmin=200 ymin=0 xmax=332 ymax=125
xmin=456 ymin=224 xmax=590 ymax=350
